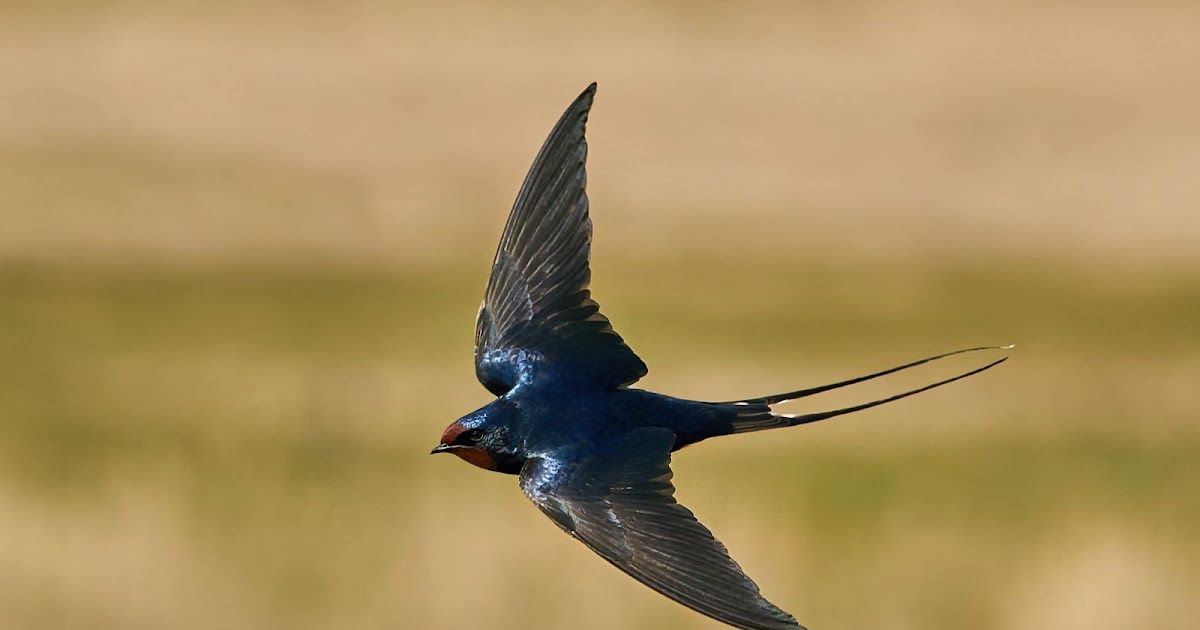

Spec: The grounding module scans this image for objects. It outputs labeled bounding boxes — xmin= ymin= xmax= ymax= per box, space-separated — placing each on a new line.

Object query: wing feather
xmin=475 ymin=84 xmax=647 ymax=395
xmin=520 ymin=429 xmax=803 ymax=630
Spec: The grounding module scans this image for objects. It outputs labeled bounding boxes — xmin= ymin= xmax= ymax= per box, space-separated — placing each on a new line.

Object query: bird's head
xmin=431 ymin=402 xmax=522 ymax=473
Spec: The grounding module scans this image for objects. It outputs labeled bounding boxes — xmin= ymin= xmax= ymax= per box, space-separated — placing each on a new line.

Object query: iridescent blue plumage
xmin=432 ymin=83 xmax=1007 ymax=630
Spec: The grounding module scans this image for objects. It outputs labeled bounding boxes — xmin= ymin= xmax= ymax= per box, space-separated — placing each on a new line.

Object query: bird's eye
xmin=461 ymin=428 xmax=485 ymax=443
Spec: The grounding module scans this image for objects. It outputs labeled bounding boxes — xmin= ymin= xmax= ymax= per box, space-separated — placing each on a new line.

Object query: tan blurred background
xmin=1 ymin=2 xmax=1198 ymax=629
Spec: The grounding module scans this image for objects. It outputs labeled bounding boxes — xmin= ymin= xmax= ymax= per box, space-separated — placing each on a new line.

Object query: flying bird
xmin=431 ymin=83 xmax=1008 ymax=630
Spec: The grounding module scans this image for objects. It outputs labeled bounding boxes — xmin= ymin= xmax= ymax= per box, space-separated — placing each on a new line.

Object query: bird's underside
xmin=439 ymin=82 xmax=1009 ymax=630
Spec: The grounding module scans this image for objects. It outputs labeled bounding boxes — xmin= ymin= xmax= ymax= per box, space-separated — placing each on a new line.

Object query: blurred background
xmin=2 ymin=1 xmax=1198 ymax=629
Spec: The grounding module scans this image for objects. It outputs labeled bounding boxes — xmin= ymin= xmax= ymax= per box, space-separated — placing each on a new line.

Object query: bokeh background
xmin=2 ymin=2 xmax=1198 ymax=629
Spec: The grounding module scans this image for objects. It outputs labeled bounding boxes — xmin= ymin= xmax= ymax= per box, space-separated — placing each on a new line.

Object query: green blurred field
xmin=2 ymin=2 xmax=1199 ymax=629
xmin=3 ymin=263 xmax=1198 ymax=629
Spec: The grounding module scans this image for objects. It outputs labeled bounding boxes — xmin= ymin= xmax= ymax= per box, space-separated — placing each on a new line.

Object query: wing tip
xmin=753 ymin=598 xmax=803 ymax=629
xmin=573 ymin=82 xmax=598 ymax=115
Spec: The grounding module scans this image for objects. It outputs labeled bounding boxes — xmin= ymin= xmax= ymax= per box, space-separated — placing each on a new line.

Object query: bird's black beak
xmin=430 ymin=444 xmax=452 ymax=455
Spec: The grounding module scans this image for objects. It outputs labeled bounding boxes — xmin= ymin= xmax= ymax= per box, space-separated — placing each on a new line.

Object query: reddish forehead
xmin=441 ymin=423 xmax=466 ymax=444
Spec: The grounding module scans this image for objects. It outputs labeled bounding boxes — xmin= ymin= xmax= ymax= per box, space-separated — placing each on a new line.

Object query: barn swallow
xmin=432 ymin=83 xmax=1008 ymax=630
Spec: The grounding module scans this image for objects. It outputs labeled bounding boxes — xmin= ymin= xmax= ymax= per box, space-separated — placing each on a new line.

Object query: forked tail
xmin=724 ymin=346 xmax=1011 ymax=433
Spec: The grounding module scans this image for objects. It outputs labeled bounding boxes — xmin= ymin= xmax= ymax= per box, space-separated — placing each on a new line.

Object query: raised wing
xmin=520 ymin=428 xmax=803 ymax=630
xmin=475 ymin=83 xmax=647 ymax=395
